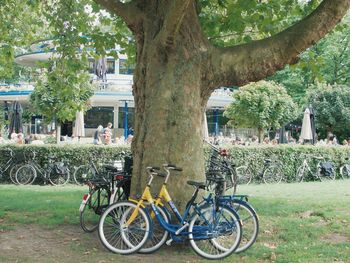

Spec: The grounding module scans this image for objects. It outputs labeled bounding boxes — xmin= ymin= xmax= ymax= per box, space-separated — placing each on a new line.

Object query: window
xmin=106 ymin=59 xmax=115 ymax=74
xmin=85 ymin=107 xmax=114 ymax=129
xmin=119 ymin=59 xmax=135 ymax=75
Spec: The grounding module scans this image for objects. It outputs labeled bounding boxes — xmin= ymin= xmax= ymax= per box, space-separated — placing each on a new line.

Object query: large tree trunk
xmin=130 ymin=4 xmax=210 ymax=207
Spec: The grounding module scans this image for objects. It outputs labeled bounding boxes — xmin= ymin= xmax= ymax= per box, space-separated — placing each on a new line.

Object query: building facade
xmin=0 ymin=40 xmax=235 ymax=138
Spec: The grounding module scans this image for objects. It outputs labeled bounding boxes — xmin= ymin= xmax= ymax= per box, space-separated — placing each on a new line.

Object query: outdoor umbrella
xmin=300 ymin=108 xmax=313 ymax=142
xmin=309 ymin=106 xmax=316 ymax=144
xmin=73 ymin=111 xmax=85 ymax=140
xmin=8 ymin=101 xmax=23 ymax=135
xmin=202 ymin=111 xmax=209 ymax=141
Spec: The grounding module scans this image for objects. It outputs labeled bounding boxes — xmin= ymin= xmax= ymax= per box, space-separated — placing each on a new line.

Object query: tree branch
xmin=158 ymin=0 xmax=192 ymax=48
xmin=210 ymin=0 xmax=350 ymax=88
xmin=93 ymin=0 xmax=143 ymax=29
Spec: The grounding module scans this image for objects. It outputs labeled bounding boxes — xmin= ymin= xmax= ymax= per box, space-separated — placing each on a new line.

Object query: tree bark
xmin=129 ymin=1 xmax=211 ymax=207
xmin=93 ymin=0 xmax=350 ymax=207
xmin=258 ymin=128 xmax=264 ymax=144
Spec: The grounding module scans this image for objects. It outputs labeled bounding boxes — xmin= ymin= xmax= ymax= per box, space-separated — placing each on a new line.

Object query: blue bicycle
xmin=98 ymin=164 xmax=242 ymax=259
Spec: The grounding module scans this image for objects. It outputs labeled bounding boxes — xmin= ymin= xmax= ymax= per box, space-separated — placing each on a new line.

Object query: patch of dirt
xmin=0 ymin=225 xmax=199 ymax=263
xmin=322 ymin=233 xmax=350 ymax=244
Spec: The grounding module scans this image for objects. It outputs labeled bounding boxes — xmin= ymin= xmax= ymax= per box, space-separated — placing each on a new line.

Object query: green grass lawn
xmin=0 ymin=181 xmax=349 ymax=262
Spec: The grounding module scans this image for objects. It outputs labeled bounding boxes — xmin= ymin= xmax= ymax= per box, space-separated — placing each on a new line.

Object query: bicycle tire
xmin=9 ymin=164 xmax=22 ymax=184
xmin=74 ymin=165 xmax=93 ymax=185
xmin=263 ymin=165 xmax=283 ymax=184
xmin=340 ymin=166 xmax=350 ymax=179
xmin=296 ymin=166 xmax=306 ymax=182
xmin=48 ymin=170 xmax=70 ymax=186
xmin=139 ymin=205 xmax=170 ymax=254
xmin=98 ymin=201 xmax=150 ymax=255
xmin=188 ymin=205 xmax=242 ymax=260
xmin=236 ymin=166 xmax=253 ymax=185
xmin=80 ymin=187 xmax=110 ymax=232
xmin=230 ymin=199 xmax=259 ymax=253
xmin=15 ymin=164 xmax=37 ymax=185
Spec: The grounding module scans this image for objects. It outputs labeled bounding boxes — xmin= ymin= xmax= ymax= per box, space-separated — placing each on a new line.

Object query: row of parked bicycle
xmin=0 ymin=148 xmax=123 ymax=186
xmin=206 ymin=147 xmax=350 ymax=186
xmin=79 ymin=152 xmax=259 ymax=259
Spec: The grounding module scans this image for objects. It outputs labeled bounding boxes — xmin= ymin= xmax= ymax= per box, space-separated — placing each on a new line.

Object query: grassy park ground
xmin=0 ymin=180 xmax=349 ymax=263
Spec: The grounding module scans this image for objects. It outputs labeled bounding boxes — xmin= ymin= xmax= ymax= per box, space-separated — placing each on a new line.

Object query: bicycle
xmin=296 ymin=155 xmax=335 ymax=182
xmin=339 ymin=157 xmax=350 ymax=179
xmin=74 ymin=157 xmax=125 ymax=185
xmin=79 ymin=164 xmax=131 ymax=232
xmin=15 ymin=151 xmax=70 ymax=185
xmin=98 ymin=164 xmax=242 ymax=259
xmin=236 ymin=157 xmax=283 ymax=185
xmin=0 ymin=148 xmax=23 ymax=184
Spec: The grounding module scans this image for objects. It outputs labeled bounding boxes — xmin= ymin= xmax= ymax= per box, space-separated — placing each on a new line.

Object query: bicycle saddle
xmin=187 ymin=180 xmax=207 ymax=189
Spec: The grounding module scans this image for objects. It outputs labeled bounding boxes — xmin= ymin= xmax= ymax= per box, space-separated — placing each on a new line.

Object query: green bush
xmin=1 ymin=144 xmax=349 ymax=183
xmin=205 ymin=145 xmax=350 ymax=182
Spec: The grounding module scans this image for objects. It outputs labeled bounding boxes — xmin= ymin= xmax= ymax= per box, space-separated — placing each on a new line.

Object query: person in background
xmin=103 ymin=122 xmax=113 ymax=145
xmin=93 ymin=125 xmax=103 ymax=145
xmin=342 ymin=139 xmax=348 ymax=146
xmin=17 ymin=133 xmax=24 ymax=144
xmin=263 ymin=137 xmax=270 ymax=145
xmin=271 ymin=139 xmax=278 ymax=145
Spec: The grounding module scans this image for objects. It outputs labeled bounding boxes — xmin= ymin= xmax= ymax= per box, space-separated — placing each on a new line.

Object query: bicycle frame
xmin=125 ymin=168 xmax=235 ymax=242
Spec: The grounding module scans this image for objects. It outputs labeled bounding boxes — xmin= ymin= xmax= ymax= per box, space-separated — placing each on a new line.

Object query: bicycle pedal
xmin=166 ymin=239 xmax=173 ymax=246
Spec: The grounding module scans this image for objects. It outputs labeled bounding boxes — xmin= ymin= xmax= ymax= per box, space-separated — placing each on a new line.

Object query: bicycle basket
xmin=319 ymin=162 xmax=334 ymax=177
xmin=54 ymin=162 xmax=69 ymax=174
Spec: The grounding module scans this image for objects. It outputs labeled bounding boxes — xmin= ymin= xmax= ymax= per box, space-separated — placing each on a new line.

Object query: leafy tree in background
xmin=224 ymin=81 xmax=297 ymax=142
xmin=1 ymin=0 xmax=349 ymax=203
xmin=307 ymin=83 xmax=350 ymax=141
xmin=271 ymin=15 xmax=350 ymax=105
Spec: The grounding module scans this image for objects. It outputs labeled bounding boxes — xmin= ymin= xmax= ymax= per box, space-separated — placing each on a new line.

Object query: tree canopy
xmin=307 ymin=83 xmax=350 ymax=140
xmin=224 ymin=81 xmax=298 ymax=141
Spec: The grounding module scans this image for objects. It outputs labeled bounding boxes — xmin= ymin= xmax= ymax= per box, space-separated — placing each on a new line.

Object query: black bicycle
xmin=15 ymin=151 xmax=70 ymax=185
xmin=237 ymin=157 xmax=283 ymax=185
xmin=79 ymin=164 xmax=132 ymax=232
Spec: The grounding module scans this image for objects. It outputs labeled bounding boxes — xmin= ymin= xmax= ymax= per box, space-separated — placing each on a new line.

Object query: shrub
xmin=0 ymin=144 xmax=349 ymax=183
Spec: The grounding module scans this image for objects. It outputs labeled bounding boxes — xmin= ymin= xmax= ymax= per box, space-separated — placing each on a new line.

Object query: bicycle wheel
xmin=74 ymin=165 xmax=93 ymax=185
xmin=80 ymin=187 xmax=110 ymax=232
xmin=9 ymin=164 xmax=22 ymax=184
xmin=189 ymin=205 xmax=242 ymax=260
xmin=15 ymin=164 xmax=36 ymax=185
xmin=230 ymin=200 xmax=259 ymax=253
xmin=139 ymin=205 xmax=170 ymax=254
xmin=98 ymin=201 xmax=150 ymax=255
xmin=263 ymin=165 xmax=283 ymax=184
xmin=236 ymin=166 xmax=253 ymax=185
xmin=340 ymin=166 xmax=350 ymax=179
xmin=296 ymin=165 xmax=306 ymax=182
xmin=48 ymin=170 xmax=70 ymax=186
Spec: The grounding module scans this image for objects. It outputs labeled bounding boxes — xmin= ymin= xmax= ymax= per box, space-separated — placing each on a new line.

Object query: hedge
xmin=0 ymin=144 xmax=349 ymax=183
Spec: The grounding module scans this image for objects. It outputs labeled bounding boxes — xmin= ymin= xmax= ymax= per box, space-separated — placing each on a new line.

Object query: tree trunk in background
xmin=56 ymin=123 xmax=61 ymax=144
xmin=258 ymin=128 xmax=264 ymax=143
